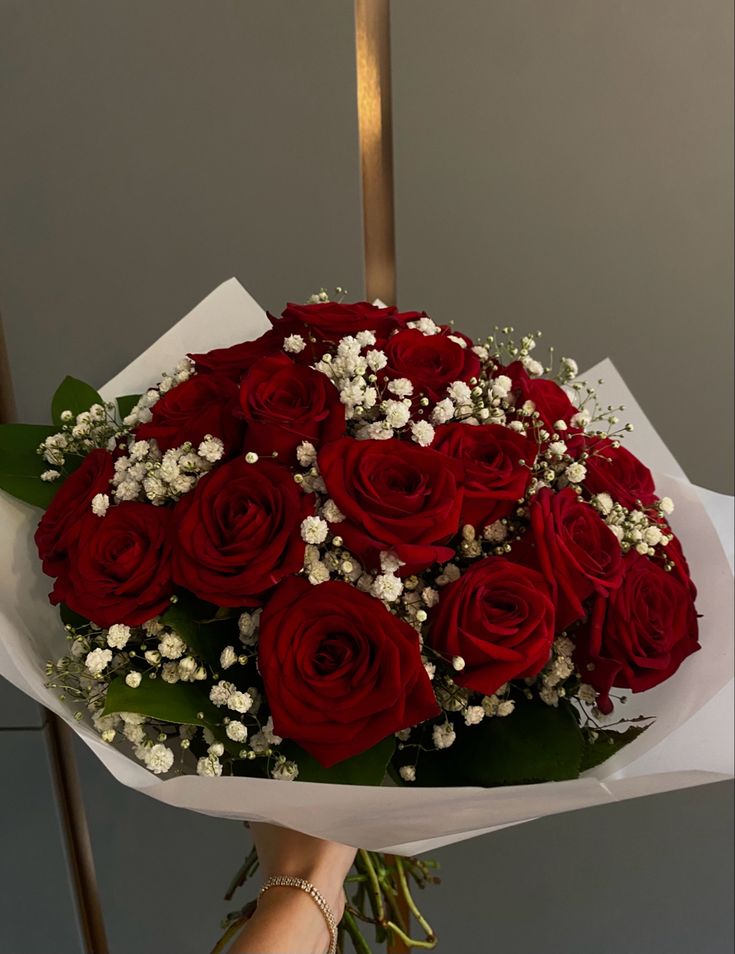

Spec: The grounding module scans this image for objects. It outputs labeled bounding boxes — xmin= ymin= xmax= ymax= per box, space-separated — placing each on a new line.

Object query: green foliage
xmin=281 ymin=736 xmax=395 ymax=786
xmin=160 ymin=593 xmax=239 ymax=670
xmin=409 ymin=697 xmax=586 ymax=787
xmin=103 ymin=676 xmax=220 ymax=727
xmin=580 ymin=723 xmax=650 ymax=772
xmin=116 ymin=394 xmax=141 ymax=420
xmin=0 ymin=422 xmax=58 ymax=508
xmin=59 ymin=603 xmax=92 ymax=631
xmin=51 ymin=375 xmax=103 ymax=427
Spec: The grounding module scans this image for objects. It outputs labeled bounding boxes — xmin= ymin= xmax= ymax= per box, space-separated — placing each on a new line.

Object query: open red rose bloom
xmin=29 ymin=299 xmax=700 ymax=786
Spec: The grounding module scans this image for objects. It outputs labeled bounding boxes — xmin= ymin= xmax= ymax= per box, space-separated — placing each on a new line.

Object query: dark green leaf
xmin=281 ymin=736 xmax=395 ymax=785
xmin=116 ymin=394 xmax=141 ymax=420
xmin=409 ymin=697 xmax=585 ymax=788
xmin=51 ymin=376 xmax=104 ymax=427
xmin=0 ymin=423 xmax=58 ymax=508
xmin=580 ymin=723 xmax=650 ymax=772
xmin=160 ymin=593 xmax=238 ymax=669
xmin=59 ymin=603 xmax=93 ymax=631
xmin=103 ymin=676 xmax=220 ymax=726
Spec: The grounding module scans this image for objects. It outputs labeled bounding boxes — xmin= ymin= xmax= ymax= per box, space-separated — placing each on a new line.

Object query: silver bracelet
xmin=259 ymin=875 xmax=338 ymax=954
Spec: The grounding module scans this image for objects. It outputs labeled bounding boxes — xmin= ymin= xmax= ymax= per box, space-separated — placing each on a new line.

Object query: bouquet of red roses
xmin=0 ymin=281 xmax=730 ymax=952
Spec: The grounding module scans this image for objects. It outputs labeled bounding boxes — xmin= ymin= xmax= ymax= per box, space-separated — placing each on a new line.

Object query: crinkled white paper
xmin=0 ymin=280 xmax=731 ymax=855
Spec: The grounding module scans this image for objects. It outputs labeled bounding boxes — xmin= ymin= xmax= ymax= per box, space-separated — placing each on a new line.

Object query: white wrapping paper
xmin=0 ymin=279 xmax=732 ymax=856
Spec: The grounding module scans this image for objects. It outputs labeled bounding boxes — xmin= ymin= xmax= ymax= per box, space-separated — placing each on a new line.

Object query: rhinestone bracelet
xmin=259 ymin=875 xmax=338 ymax=954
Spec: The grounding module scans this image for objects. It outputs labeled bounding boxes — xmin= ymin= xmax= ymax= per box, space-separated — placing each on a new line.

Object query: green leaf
xmin=281 ymin=736 xmax=395 ymax=786
xmin=160 ymin=593 xmax=238 ymax=669
xmin=580 ymin=723 xmax=650 ymax=772
xmin=409 ymin=697 xmax=585 ymax=788
xmin=0 ymin=423 xmax=58 ymax=508
xmin=51 ymin=375 xmax=103 ymax=427
xmin=59 ymin=603 xmax=92 ymax=631
xmin=103 ymin=676 xmax=220 ymax=727
xmin=116 ymin=394 xmax=141 ymax=420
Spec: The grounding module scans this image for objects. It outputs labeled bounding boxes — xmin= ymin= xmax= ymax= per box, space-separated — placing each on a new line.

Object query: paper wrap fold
xmin=0 ymin=280 xmax=732 ymax=855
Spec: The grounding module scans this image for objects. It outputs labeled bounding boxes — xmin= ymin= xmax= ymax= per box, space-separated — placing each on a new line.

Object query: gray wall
xmin=392 ymin=0 xmax=734 ymax=493
xmin=0 ymin=2 xmax=732 ymax=953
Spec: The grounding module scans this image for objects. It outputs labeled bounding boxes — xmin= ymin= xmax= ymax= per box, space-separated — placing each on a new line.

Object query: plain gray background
xmin=0 ymin=2 xmax=732 ymax=953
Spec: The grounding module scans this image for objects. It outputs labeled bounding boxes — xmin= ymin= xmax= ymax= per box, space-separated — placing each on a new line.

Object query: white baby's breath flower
xmin=431 ymin=398 xmax=455 ymax=424
xmin=387 ymin=377 xmax=414 ymax=398
xmin=208 ymin=742 xmax=225 ymax=758
xmin=483 ymin=521 xmax=508 ymax=543
xmin=227 ymin=691 xmax=253 ymax=714
xmin=644 ymin=525 xmax=663 ymax=546
xmin=421 ymin=587 xmax=439 ymax=608
xmin=659 ymin=496 xmax=675 ymax=515
xmin=271 ymin=760 xmax=299 ymax=781
xmin=220 ymin=646 xmax=237 ymax=670
xmin=521 ymin=357 xmax=544 ymax=376
xmin=496 ymin=699 xmax=515 ymax=717
xmin=209 ymin=681 xmax=237 ymax=707
xmin=296 ymin=441 xmax=317 ymax=467
xmin=366 ymin=349 xmax=388 ymax=372
xmin=197 ymin=436 xmax=224 ymax=462
xmin=560 ymin=357 xmax=579 ymax=378
xmin=371 ymin=574 xmax=403 ymax=602
xmin=114 ymin=479 xmax=140 ymax=502
xmin=432 ymin=723 xmax=456 ymax=750
xmin=592 ymin=492 xmax=614 ymax=515
xmin=85 ymin=648 xmax=112 ymax=676
xmin=410 ymin=420 xmax=435 ymax=447
xmin=196 ymin=755 xmax=223 ymax=777
xmin=144 ymin=743 xmax=174 ymax=775
xmin=125 ymin=671 xmax=142 ymax=689
xmin=452 ymin=656 xmax=465 ymax=672
xmin=577 ymin=684 xmax=597 ymax=705
xmin=491 ymin=375 xmax=512 ymax=398
xmin=356 ymin=330 xmax=377 ymax=347
xmin=565 ymin=462 xmax=587 ymax=483
xmin=308 ymin=561 xmax=330 ymax=585
xmin=464 ymin=705 xmax=485 ymax=726
xmin=106 ymin=624 xmax=131 ymax=649
xmin=158 ymin=633 xmax=186 ymax=660
xmin=447 ymin=381 xmax=472 ymax=404
xmin=322 ymin=499 xmax=345 ymax=523
xmin=547 ymin=441 xmax=567 ymax=458
xmin=423 ymin=659 xmax=436 ymax=680
xmin=283 ymin=334 xmax=306 ymax=354
xmin=40 ymin=469 xmax=61 ymax=482
xmin=399 ymin=765 xmax=416 ymax=782
xmin=507 ymin=420 xmax=526 ymax=433
xmin=383 ymin=400 xmax=411 ymax=429
xmin=408 ymin=316 xmax=439 ymax=336
xmin=379 ymin=551 xmax=405 ymax=574
xmin=161 ymin=662 xmax=179 ymax=684
xmin=571 ymin=409 xmax=591 ymax=428
xmin=226 ymin=721 xmax=248 ymax=743
xmin=448 ymin=334 xmax=468 ymax=348
xmin=301 ymin=515 xmax=329 ymax=545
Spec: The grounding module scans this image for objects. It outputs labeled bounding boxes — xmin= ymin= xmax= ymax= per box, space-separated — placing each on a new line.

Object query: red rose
xmin=258 ymin=577 xmax=439 ymax=767
xmin=526 ymin=487 xmax=625 ymax=630
xmin=34 ymin=449 xmax=114 ymax=578
xmin=579 ymin=437 xmax=657 ymax=509
xmin=52 ymin=502 xmax=173 ymax=627
xmin=136 ymin=373 xmax=244 ymax=454
xmin=274 ymin=300 xmax=418 ymax=358
xmin=171 ymin=457 xmax=311 ymax=606
xmin=239 ymin=354 xmax=345 ymax=462
xmin=427 ymin=556 xmax=555 ymax=696
xmin=662 ymin=532 xmax=697 ymax=599
xmin=382 ymin=328 xmax=481 ymax=403
xmin=318 ymin=437 xmax=463 ymax=574
xmin=504 ymin=361 xmax=576 ymax=430
xmin=189 ymin=327 xmax=284 ymax=381
xmin=574 ymin=550 xmax=700 ymax=714
xmin=432 ymin=422 xmax=537 ymax=529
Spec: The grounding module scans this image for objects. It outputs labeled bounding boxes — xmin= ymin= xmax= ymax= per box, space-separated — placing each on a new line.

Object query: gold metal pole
xmin=0 ymin=309 xmax=110 ymax=954
xmin=355 ymin=6 xmax=408 ymax=950
xmin=355 ymin=0 xmax=397 ymax=306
